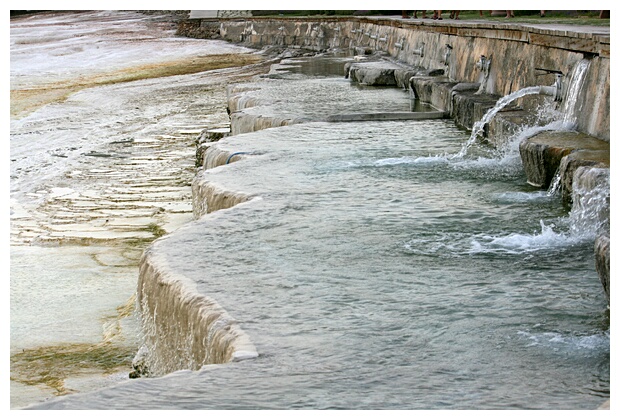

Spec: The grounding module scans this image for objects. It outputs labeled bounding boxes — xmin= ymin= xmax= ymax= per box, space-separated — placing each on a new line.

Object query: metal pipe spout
xmin=475 ymin=55 xmax=490 ymax=73
xmin=539 ymin=73 xmax=563 ymax=102
xmin=475 ymin=55 xmax=491 ymax=95
xmin=412 ymin=42 xmax=424 ymax=57
xmin=442 ymin=44 xmax=452 ymax=65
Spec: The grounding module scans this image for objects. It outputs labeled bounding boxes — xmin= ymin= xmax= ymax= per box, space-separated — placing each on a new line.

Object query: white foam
xmin=469 ymin=221 xmax=581 ymax=255
xmin=492 ymin=191 xmax=553 ymax=203
xmin=374 ymin=156 xmax=417 ymax=166
xmin=516 ymin=330 xmax=609 ymax=352
xmin=373 ymin=155 xmax=450 ymax=167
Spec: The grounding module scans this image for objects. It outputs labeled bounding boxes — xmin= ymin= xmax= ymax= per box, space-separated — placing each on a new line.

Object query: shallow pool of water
xmin=230 ymin=56 xmax=436 ymax=120
xmin=36 ymin=120 xmax=609 ymax=409
xmin=12 ymin=11 xmax=609 ymax=410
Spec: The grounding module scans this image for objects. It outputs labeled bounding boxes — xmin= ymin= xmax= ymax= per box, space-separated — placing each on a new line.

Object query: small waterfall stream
xmin=568 ymin=167 xmax=610 ymax=239
xmin=562 ymin=59 xmax=591 ymax=125
xmin=455 ymin=57 xmax=592 ymax=160
xmin=454 ymin=86 xmax=543 ymax=158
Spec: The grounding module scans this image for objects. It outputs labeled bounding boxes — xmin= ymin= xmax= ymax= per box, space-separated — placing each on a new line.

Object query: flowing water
xmin=229 ymin=59 xmax=435 ymax=120
xmin=11 ymin=11 xmax=609 ymax=410
xmin=35 ymin=118 xmax=610 ymax=409
xmin=562 ymin=59 xmax=591 ymax=125
xmin=455 ymin=86 xmax=543 ymax=158
xmin=456 ymin=58 xmax=593 ymax=160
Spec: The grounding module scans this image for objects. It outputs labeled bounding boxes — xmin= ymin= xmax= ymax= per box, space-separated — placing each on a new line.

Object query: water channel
xmin=10 ymin=11 xmax=610 ymax=410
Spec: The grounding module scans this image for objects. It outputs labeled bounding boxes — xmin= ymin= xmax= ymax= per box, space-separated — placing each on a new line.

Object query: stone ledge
xmin=558 ymin=150 xmax=610 ymax=202
xmin=325 ymin=111 xmax=445 ymax=122
xmin=519 ymin=131 xmax=609 ymax=191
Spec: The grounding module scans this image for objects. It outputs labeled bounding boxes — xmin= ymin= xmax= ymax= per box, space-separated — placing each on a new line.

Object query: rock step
xmin=519 ymin=131 xmax=609 ymax=200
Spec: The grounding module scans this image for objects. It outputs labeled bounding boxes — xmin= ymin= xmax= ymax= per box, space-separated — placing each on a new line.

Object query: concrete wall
xmin=179 ymin=17 xmax=609 ymax=141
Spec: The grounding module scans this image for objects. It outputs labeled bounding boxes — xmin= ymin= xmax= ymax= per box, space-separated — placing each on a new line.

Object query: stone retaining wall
xmin=179 ymin=17 xmax=609 ymax=141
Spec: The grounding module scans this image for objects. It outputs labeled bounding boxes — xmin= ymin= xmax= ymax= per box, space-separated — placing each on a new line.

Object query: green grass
xmin=446 ymin=10 xmax=609 ymax=26
xmin=251 ymin=10 xmax=610 ymax=26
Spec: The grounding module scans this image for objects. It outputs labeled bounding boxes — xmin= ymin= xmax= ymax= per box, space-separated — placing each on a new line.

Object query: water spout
xmin=538 ymin=73 xmax=563 ymax=102
xmin=412 ymin=43 xmax=424 ymax=57
xmin=456 ymin=69 xmax=575 ymax=159
xmin=394 ymin=37 xmax=405 ymax=50
xmin=475 ymin=55 xmax=491 ymax=94
xmin=442 ymin=44 xmax=452 ymax=73
xmin=455 ymin=86 xmax=544 ymax=158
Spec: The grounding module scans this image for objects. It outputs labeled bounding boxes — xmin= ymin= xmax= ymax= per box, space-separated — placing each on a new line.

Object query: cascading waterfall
xmin=562 ymin=59 xmax=591 ymax=126
xmin=547 ymin=169 xmax=563 ymax=196
xmin=134 ymin=247 xmax=258 ymax=377
xmin=454 ymin=86 xmax=543 ymax=158
xmin=455 ymin=58 xmax=592 ymax=161
xmin=544 ymin=59 xmax=594 ymax=200
xmin=466 ymin=163 xmax=609 ymax=256
xmin=568 ymin=166 xmax=610 ymax=239
xmin=516 ymin=166 xmax=611 ymax=253
xmin=451 ymin=57 xmax=604 ymax=256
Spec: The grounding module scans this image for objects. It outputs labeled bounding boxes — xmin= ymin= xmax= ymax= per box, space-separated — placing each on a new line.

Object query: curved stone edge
xmin=230 ymin=110 xmax=309 ymax=135
xmin=519 ymin=135 xmax=576 ymax=188
xmin=134 ymin=134 xmax=261 ymax=376
xmin=192 ymin=175 xmax=255 ymax=218
xmin=195 ymin=128 xmax=231 ymax=167
xmin=228 ymin=87 xmax=262 ymax=114
xmin=227 ymin=78 xmax=310 ymax=135
xmin=193 ymin=139 xmax=262 ymax=218
xmin=135 ymin=246 xmax=259 ymax=376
